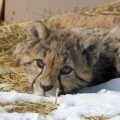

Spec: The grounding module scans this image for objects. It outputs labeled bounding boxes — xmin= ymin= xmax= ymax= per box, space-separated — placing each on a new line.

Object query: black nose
xmin=40 ymin=84 xmax=53 ymax=92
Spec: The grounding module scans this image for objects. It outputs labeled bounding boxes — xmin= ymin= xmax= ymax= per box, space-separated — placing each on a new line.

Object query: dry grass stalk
xmin=0 ymin=70 xmax=32 ymax=93
xmin=85 ymin=116 xmax=108 ymax=120
xmin=0 ymin=22 xmax=31 ymax=67
xmin=0 ymin=101 xmax=59 ymax=115
xmin=79 ymin=1 xmax=120 ymax=16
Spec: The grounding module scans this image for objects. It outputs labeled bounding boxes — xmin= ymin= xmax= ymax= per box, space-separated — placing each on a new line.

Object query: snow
xmin=0 ymin=78 xmax=120 ymax=120
xmin=0 ymin=90 xmax=120 ymax=120
xmin=80 ymin=78 xmax=120 ymax=93
xmin=0 ymin=113 xmax=42 ymax=120
xmin=0 ymin=91 xmax=54 ymax=103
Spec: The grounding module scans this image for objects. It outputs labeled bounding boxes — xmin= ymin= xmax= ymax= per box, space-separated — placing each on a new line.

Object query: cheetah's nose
xmin=40 ymin=84 xmax=53 ymax=92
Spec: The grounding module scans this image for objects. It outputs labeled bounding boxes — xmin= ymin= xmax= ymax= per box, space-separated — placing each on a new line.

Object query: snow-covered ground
xmin=1 ymin=78 xmax=120 ymax=120
xmin=0 ymin=91 xmax=120 ymax=120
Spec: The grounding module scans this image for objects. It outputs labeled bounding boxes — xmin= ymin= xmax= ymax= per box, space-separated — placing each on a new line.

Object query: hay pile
xmin=0 ymin=22 xmax=30 ymax=102
xmin=85 ymin=116 xmax=108 ymax=120
xmin=0 ymin=101 xmax=58 ymax=115
xmin=0 ymin=70 xmax=31 ymax=93
xmin=0 ymin=22 xmax=30 ymax=66
xmin=79 ymin=0 xmax=120 ymax=16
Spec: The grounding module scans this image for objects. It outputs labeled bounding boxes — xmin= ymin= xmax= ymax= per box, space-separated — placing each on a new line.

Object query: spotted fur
xmin=12 ymin=22 xmax=120 ymax=96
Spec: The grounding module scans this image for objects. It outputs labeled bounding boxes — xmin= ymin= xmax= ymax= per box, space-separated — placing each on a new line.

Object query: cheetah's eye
xmin=61 ymin=66 xmax=73 ymax=75
xmin=36 ymin=59 xmax=45 ymax=68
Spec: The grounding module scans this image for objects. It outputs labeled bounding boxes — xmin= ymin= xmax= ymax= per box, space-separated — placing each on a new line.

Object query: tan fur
xmin=12 ymin=22 xmax=120 ymax=96
xmin=43 ymin=12 xmax=120 ymax=30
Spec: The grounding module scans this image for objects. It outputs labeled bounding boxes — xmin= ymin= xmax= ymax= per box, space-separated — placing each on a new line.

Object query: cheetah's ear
xmin=27 ymin=21 xmax=50 ymax=47
xmin=82 ymin=38 xmax=102 ymax=67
